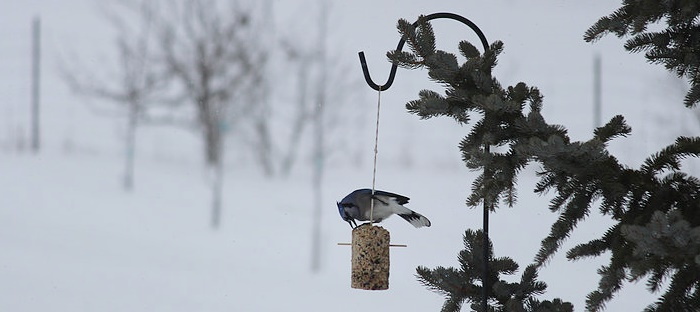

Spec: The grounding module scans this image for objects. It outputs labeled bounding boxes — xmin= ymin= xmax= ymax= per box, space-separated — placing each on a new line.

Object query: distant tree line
xmin=62 ymin=0 xmax=361 ymax=232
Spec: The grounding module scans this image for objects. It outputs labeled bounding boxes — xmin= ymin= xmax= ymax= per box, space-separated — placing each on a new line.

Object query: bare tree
xmin=61 ymin=0 xmax=164 ymax=191
xmin=278 ymin=40 xmax=314 ymax=177
xmin=245 ymin=47 xmax=274 ymax=177
xmin=154 ymin=0 xmax=263 ymax=228
xmin=156 ymin=0 xmax=258 ymax=166
xmin=272 ymin=0 xmax=365 ymax=272
xmin=243 ymin=0 xmax=275 ymax=177
xmin=273 ymin=10 xmax=365 ymax=179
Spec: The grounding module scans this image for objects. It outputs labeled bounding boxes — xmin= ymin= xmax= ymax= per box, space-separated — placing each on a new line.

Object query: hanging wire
xmin=369 ymin=87 xmax=382 ymax=225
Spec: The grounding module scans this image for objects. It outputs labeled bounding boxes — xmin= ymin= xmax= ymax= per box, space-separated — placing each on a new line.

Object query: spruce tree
xmin=387 ymin=5 xmax=700 ymax=311
xmin=584 ymin=0 xmax=700 ymax=107
xmin=417 ymin=229 xmax=573 ymax=312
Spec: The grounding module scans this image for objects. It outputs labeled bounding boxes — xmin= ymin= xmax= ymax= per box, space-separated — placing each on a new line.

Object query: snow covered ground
xmin=2 ymin=1 xmax=698 ymax=311
xmin=2 ymin=148 xmax=653 ymax=312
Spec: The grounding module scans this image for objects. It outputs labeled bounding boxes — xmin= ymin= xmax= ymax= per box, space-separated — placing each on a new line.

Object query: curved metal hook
xmin=359 ymin=12 xmax=489 ymax=91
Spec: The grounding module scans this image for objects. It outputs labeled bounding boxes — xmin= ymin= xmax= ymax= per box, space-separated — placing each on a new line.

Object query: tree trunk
xmin=280 ymin=58 xmax=310 ymax=177
xmin=254 ymin=116 xmax=274 ymax=177
xmin=198 ymin=95 xmax=222 ymax=167
xmin=123 ymin=101 xmax=138 ymax=191
xmin=210 ymin=154 xmax=224 ymax=229
xmin=204 ymin=123 xmax=221 ymax=166
xmin=310 ymin=0 xmax=328 ymax=272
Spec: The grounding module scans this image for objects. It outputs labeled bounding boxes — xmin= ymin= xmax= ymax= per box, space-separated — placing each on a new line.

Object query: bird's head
xmin=337 ymin=201 xmax=358 ymax=228
xmin=337 ymin=201 xmax=350 ymax=220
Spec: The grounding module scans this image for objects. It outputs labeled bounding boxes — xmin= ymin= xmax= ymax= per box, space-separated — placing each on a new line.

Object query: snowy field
xmin=2 ymin=1 xmax=698 ymax=311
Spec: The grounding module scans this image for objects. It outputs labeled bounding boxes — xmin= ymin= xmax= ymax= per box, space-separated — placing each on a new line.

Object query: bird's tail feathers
xmin=386 ymin=200 xmax=431 ymax=228
xmin=398 ymin=211 xmax=431 ymax=228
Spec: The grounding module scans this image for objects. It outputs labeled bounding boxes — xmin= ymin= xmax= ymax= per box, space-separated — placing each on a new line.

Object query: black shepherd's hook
xmin=358 ymin=12 xmax=489 ymax=91
xmin=358 ymin=12 xmax=492 ymax=311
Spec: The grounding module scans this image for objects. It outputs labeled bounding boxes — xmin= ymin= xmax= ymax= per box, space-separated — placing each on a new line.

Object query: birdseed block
xmin=351 ymin=224 xmax=390 ymax=290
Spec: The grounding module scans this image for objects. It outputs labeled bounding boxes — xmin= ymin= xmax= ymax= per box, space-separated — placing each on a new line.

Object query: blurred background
xmin=1 ymin=0 xmax=697 ymax=311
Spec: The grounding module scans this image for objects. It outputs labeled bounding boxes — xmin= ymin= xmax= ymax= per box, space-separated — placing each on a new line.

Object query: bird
xmin=336 ymin=189 xmax=431 ymax=229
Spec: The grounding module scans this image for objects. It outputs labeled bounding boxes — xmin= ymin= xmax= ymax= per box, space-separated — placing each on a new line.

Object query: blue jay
xmin=337 ymin=189 xmax=431 ymax=228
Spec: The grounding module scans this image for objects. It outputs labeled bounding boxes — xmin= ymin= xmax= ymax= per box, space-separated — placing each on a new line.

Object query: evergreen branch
xmin=585 ymin=238 xmax=635 ymax=312
xmin=443 ymin=296 xmax=467 ymax=312
xmin=414 ymin=15 xmax=436 ymax=57
xmin=641 ymin=136 xmax=700 ymax=175
xmin=585 ymin=1 xmax=700 ymax=109
xmin=484 ymin=41 xmax=504 ymax=66
xmin=648 ymin=269 xmax=700 ymax=311
xmin=532 ymin=170 xmax=560 ymax=194
xmin=585 ymin=263 xmax=625 ymax=311
xmin=583 ymin=10 xmax=629 ymax=42
xmin=395 ymin=18 xmax=417 ymax=53
xmin=426 ymin=51 xmax=459 ymax=84
xmin=686 ymin=80 xmax=700 ymax=107
xmin=593 ymin=115 xmax=631 ymax=143
xmin=418 ymin=230 xmax=572 ymax=311
xmin=566 ymin=237 xmax=610 ymax=261
xmin=535 ymin=190 xmax=594 ymax=266
xmin=544 ymin=176 xmax=575 ymax=212
xmin=624 ymin=32 xmax=668 ymax=53
xmin=416 ymin=265 xmax=468 ymax=297
xmin=520 ymin=265 xmax=548 ymax=296
xmin=387 ymin=50 xmax=424 ymax=69
xmin=459 ymin=40 xmax=480 ymax=58
xmin=530 ymin=298 xmax=574 ymax=312
xmin=683 ymin=71 xmax=700 ymax=108
xmin=646 ymin=268 xmax=668 ymax=294
xmin=491 ymin=256 xmax=519 ymax=276
xmin=466 ymin=173 xmax=486 ymax=207
xmin=405 ymin=89 xmax=450 ymax=119
xmin=395 ymin=16 xmax=436 ymax=59
xmin=597 ymin=169 xmax=633 ymax=217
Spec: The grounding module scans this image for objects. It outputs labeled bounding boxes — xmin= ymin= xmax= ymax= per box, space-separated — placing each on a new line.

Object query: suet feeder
xmin=351 ymin=224 xmax=390 ymax=290
xmin=338 ymin=224 xmax=406 ymax=290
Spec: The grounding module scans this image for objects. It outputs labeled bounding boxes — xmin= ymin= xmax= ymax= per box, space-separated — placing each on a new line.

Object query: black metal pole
xmin=357 ymin=12 xmax=491 ymax=310
xmin=482 ymin=144 xmax=490 ymax=312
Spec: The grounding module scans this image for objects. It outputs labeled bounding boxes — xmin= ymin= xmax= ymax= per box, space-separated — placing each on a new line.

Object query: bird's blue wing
xmin=371 ymin=189 xmax=410 ymax=205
